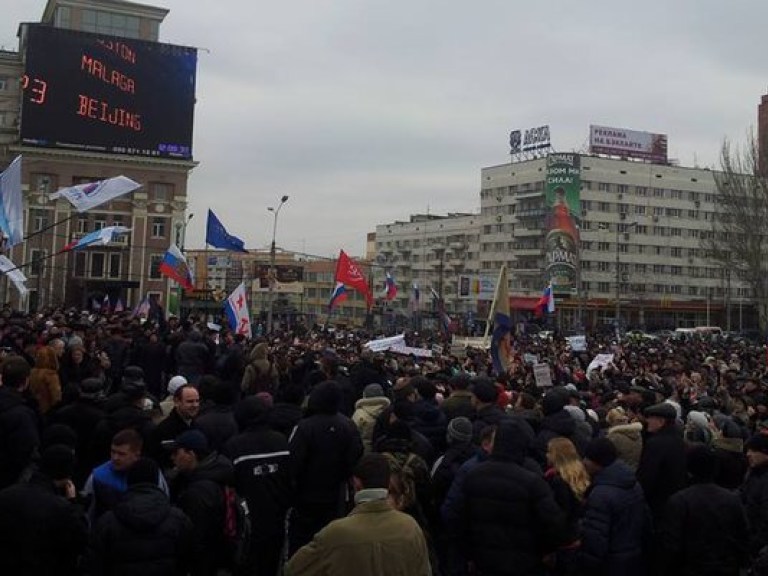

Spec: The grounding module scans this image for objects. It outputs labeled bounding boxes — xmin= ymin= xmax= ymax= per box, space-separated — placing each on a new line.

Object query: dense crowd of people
xmin=1 ymin=307 xmax=768 ymax=575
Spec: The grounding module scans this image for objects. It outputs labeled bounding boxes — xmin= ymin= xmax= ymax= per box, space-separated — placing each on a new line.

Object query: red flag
xmin=335 ymin=250 xmax=373 ymax=308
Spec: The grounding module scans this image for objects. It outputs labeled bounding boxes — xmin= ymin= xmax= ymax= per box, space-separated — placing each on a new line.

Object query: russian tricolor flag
xmin=534 ymin=283 xmax=555 ymax=317
xmin=384 ymin=271 xmax=397 ymax=301
xmin=158 ymin=245 xmax=194 ymax=290
xmin=328 ymin=281 xmax=348 ymax=311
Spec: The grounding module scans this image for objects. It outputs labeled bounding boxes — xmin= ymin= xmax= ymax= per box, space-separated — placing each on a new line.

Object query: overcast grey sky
xmin=3 ymin=0 xmax=767 ymax=258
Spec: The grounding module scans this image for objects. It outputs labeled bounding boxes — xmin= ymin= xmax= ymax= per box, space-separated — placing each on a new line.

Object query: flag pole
xmin=484 ymin=264 xmax=507 ymax=344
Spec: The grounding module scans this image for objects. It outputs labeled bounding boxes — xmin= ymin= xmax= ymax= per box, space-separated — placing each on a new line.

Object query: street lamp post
xmin=267 ymin=195 xmax=289 ymax=334
xmin=175 ymin=213 xmax=194 ymax=317
xmin=614 ymin=221 xmax=637 ymax=332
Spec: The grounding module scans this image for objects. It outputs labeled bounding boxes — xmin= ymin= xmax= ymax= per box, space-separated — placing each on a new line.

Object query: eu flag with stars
xmin=206 ymin=209 xmax=247 ymax=252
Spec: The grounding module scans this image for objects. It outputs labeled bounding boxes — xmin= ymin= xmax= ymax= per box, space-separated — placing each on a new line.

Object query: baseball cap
xmin=167 ymin=429 xmax=210 ymax=456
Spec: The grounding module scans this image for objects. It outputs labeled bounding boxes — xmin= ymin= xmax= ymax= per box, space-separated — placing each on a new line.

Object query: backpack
xmin=223 ymin=485 xmax=252 ymax=568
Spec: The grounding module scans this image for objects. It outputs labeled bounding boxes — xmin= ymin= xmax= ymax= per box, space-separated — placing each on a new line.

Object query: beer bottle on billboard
xmin=545 ymin=187 xmax=579 ymax=291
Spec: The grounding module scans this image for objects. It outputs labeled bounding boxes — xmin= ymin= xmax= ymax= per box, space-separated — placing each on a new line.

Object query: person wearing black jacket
xmin=0 ymin=356 xmax=38 ymax=489
xmin=0 ymin=444 xmax=88 ymax=576
xmin=196 ymin=375 xmax=237 ymax=452
xmin=224 ymin=396 xmax=291 ymax=576
xmin=411 ymin=377 xmax=448 ymax=454
xmin=636 ymin=402 xmax=687 ymax=522
xmin=533 ymin=387 xmax=590 ymax=464
xmin=87 ymin=458 xmax=193 ymax=576
xmin=451 ymin=419 xmax=569 ymax=576
xmin=742 ymin=434 xmax=768 ymax=559
xmin=659 ymin=445 xmax=750 ymax=576
xmin=48 ymin=377 xmax=106 ymax=486
xmin=287 ymin=380 xmax=364 ymax=555
xmin=580 ymin=438 xmax=651 ymax=576
xmin=170 ymin=429 xmax=233 ymax=576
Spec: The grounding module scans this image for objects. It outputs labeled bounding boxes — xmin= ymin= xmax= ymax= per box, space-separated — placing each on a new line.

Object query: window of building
xmin=91 ymin=253 xmax=105 ymax=278
xmin=637 ymin=245 xmax=645 ymax=254
xmin=670 ymin=189 xmax=683 ymax=200
xmin=93 ymin=215 xmax=107 ymax=230
xmin=582 ymin=200 xmax=593 ymax=210
xmin=671 ymin=266 xmax=682 ymax=275
xmin=581 ymin=241 xmax=593 ymax=250
xmin=670 ymin=228 xmax=682 ymax=237
xmin=582 ymin=181 xmax=592 ymax=190
xmin=634 ymin=225 xmax=648 ymax=234
xmin=82 ymin=9 xmax=140 ymax=38
xmin=687 ymin=210 xmax=698 ymax=219
xmin=635 ymin=263 xmax=647 ymax=274
xmin=598 ymin=261 xmax=611 ymax=272
xmin=149 ymin=255 xmax=163 ymax=279
xmin=55 ymin=6 xmax=71 ymax=28
xmin=598 ymin=282 xmax=611 ymax=293
xmin=598 ymin=182 xmax=611 ymax=192
xmin=73 ymin=252 xmax=86 ymax=277
xmin=666 ymin=208 xmax=682 ymax=218
xmin=32 ymin=209 xmax=48 ymax=232
xmin=581 ymin=281 xmax=591 ymax=292
xmin=29 ymin=249 xmax=46 ymax=276
xmin=581 ymin=261 xmax=592 ymax=271
xmin=617 ymin=184 xmax=629 ymax=195
xmin=671 ymin=247 xmax=683 ymax=257
xmin=598 ymin=202 xmax=610 ymax=212
xmin=151 ymin=217 xmax=166 ymax=238
xmin=653 ymin=206 xmax=664 ymax=216
xmin=655 ymin=246 xmax=664 ymax=256
xmin=618 ymin=244 xmax=629 ymax=253
xmin=635 ymin=186 xmax=648 ymax=197
xmin=151 ymin=183 xmax=173 ymax=202
xmin=109 ymin=254 xmax=121 ymax=279
xmin=634 ymin=205 xmax=646 ymax=215
xmin=653 ymin=188 xmax=665 ymax=198
xmin=77 ymin=218 xmax=88 ymax=234
xmin=597 ymin=242 xmax=610 ymax=251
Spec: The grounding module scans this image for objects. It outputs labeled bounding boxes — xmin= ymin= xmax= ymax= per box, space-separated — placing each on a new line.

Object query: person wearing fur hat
xmin=659 ymin=445 xmax=749 ymax=576
xmin=637 ymin=402 xmax=687 ymax=523
xmin=606 ymin=407 xmax=643 ymax=471
xmin=352 ymin=383 xmax=391 ymax=453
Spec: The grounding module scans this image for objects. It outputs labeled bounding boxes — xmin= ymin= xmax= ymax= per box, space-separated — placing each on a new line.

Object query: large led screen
xmin=21 ymin=25 xmax=197 ymax=159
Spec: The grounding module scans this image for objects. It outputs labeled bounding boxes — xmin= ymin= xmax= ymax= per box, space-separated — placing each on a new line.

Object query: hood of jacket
xmin=541 ymin=409 xmax=577 ymax=437
xmin=491 ymin=419 xmax=532 ymax=464
xmin=0 ymin=386 xmax=24 ymax=413
xmin=249 ymin=342 xmax=269 ymax=364
xmin=355 ymin=396 xmax=390 ymax=415
xmin=307 ymin=380 xmax=342 ymax=415
xmin=592 ymin=460 xmax=637 ymax=490
xmin=187 ymin=452 xmax=233 ymax=485
xmin=113 ymin=484 xmax=172 ymax=531
xmin=608 ymin=421 xmax=643 ymax=441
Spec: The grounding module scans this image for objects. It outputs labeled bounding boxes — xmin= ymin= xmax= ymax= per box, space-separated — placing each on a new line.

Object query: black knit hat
xmin=446 ymin=417 xmax=473 ymax=444
xmin=584 ymin=437 xmax=617 ymax=468
xmin=40 ymin=444 xmax=76 ymax=481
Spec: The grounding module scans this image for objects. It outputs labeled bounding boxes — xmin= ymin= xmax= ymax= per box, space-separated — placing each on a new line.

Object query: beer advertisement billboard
xmin=544 ymin=154 xmax=581 ymax=294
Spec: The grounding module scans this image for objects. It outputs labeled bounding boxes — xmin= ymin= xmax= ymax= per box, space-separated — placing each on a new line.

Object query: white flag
xmin=0 ymin=255 xmax=28 ymax=296
xmin=224 ymin=282 xmax=252 ymax=339
xmin=65 ymin=226 xmax=132 ymax=250
xmin=0 ymin=156 xmax=23 ymax=247
xmin=50 ymin=175 xmax=140 ymax=212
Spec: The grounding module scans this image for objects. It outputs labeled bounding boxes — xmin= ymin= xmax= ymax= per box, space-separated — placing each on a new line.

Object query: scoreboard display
xmin=21 ymin=25 xmax=197 ymax=160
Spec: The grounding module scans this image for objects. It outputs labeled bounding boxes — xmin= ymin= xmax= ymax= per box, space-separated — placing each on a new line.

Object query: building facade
xmin=372 ymin=155 xmax=756 ymax=333
xmin=0 ymin=0 xmax=195 ymax=312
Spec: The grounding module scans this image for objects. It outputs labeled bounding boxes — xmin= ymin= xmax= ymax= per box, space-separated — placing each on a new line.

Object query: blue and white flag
xmin=50 ymin=175 xmax=140 ymax=213
xmin=224 ymin=282 xmax=252 ymax=339
xmin=0 ymin=255 xmax=28 ymax=296
xmin=64 ymin=226 xmax=131 ymax=251
xmin=0 ymin=156 xmax=23 ymax=247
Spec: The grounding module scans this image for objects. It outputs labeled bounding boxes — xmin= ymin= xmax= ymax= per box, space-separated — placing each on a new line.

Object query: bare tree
xmin=703 ymin=135 xmax=768 ymax=332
